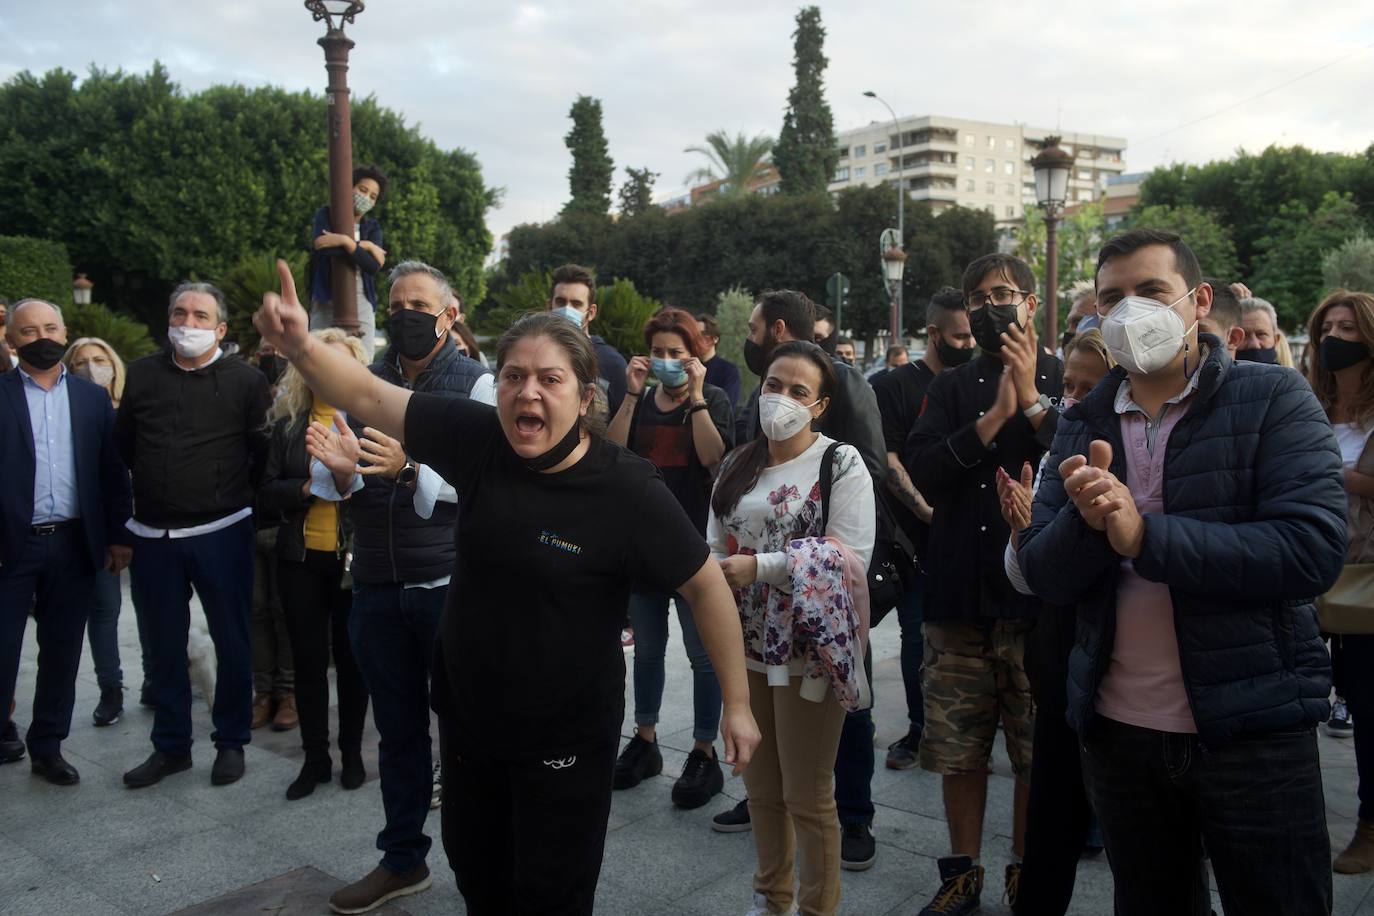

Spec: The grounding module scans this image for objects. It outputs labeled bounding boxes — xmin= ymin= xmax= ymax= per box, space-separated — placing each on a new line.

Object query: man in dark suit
xmin=0 ymin=298 xmax=132 ymax=784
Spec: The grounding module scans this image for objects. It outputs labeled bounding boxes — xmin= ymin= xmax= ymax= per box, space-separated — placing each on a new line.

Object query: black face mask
xmin=1060 ymin=330 xmax=1075 ymax=351
xmin=934 ymin=336 xmax=975 ymax=368
xmin=17 ymin=338 xmax=65 ymax=371
xmin=387 ymin=309 xmax=443 ymax=361
xmin=258 ymin=354 xmax=286 ymax=385
xmin=1321 ymin=336 xmax=1371 ymax=373
xmin=523 ymin=415 xmax=585 ymax=472
xmin=968 ymin=303 xmax=1022 ymax=353
xmin=1235 ymin=347 xmax=1278 ymax=365
xmin=815 ymin=329 xmax=838 ymax=357
xmin=743 ymin=335 xmax=771 ymax=376
xmin=838 ymin=355 xmax=855 ymax=367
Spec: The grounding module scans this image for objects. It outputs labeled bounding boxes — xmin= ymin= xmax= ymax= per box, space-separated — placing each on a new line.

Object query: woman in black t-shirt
xmin=606 ymin=308 xmax=733 ymax=809
xmin=254 ymin=263 xmax=760 ymax=916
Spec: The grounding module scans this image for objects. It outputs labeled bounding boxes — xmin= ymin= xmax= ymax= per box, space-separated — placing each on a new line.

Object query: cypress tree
xmin=563 ymin=95 xmax=614 ymax=216
xmin=772 ymin=6 xmax=839 ymax=196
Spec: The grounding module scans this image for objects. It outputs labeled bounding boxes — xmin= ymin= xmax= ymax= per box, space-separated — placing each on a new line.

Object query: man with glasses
xmin=903 ymin=253 xmax=1062 ymax=915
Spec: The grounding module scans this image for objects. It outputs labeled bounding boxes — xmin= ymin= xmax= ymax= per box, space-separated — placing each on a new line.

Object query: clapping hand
xmin=306 ymin=414 xmax=361 ymax=477
xmin=1001 ymin=319 xmax=1040 ymax=410
xmin=997 ymin=461 xmax=1035 ymax=547
xmin=1058 ymin=440 xmax=1145 ymax=556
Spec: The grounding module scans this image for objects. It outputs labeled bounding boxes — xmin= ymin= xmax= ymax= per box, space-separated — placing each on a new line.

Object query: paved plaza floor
xmin=4 ymin=574 xmax=1374 ymax=914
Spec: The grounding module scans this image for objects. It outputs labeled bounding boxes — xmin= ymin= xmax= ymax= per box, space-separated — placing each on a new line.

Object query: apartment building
xmin=828 ymin=115 xmax=1127 ymax=226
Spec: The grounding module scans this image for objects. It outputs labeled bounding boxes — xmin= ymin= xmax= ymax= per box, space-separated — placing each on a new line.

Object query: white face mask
xmin=1100 ymin=287 xmax=1198 ymax=376
xmin=353 ymin=190 xmax=376 ymax=215
xmin=78 ymin=362 xmax=115 ymax=388
xmin=168 ymin=325 xmax=219 ymax=359
xmin=758 ymin=393 xmax=819 ymax=441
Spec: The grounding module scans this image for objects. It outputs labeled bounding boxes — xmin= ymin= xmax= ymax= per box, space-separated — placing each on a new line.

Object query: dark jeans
xmin=895 ymin=578 xmax=926 ymax=732
xmin=131 ymin=518 xmax=255 ymax=756
xmin=834 ymin=645 xmax=875 ymax=827
xmin=627 ymin=591 xmax=721 ymax=743
xmin=1014 ymin=702 xmax=1092 ymax=916
xmin=349 ymin=580 xmax=445 ymax=874
xmin=251 ymin=528 xmax=293 ymax=696
xmin=0 ymin=526 xmax=95 ymax=756
xmin=278 ymin=551 xmax=367 ymax=762
xmin=1081 ymin=716 xmax=1332 ymax=916
xmin=440 ymin=721 xmax=616 ymax=916
xmin=1334 ymin=634 xmax=1374 ymax=821
xmin=86 ymin=568 xmax=123 ymax=690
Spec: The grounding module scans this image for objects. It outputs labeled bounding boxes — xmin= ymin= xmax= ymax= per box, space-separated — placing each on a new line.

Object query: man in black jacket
xmin=116 ymin=282 xmax=271 ymax=790
xmin=1019 ymin=229 xmax=1345 ymax=916
xmin=904 ymin=253 xmax=1062 ymax=914
xmin=324 ymin=260 xmax=494 ymax=916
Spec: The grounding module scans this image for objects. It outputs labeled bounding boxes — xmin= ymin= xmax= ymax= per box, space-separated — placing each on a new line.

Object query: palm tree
xmin=684 ymin=130 xmax=775 ymax=197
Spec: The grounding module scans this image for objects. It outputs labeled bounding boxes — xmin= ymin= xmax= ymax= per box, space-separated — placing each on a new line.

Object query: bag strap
xmin=819 ymin=441 xmax=842 ymax=531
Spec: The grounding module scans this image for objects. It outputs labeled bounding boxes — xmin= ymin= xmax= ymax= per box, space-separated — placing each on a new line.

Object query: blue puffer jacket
xmin=1019 ymin=339 xmax=1346 ymax=746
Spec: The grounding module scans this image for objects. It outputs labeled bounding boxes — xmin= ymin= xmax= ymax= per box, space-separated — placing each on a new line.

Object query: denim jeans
xmin=895 ymin=577 xmax=926 ymax=732
xmin=349 ymin=581 xmax=446 ymax=874
xmin=1081 ymin=715 xmax=1332 ymax=916
xmin=86 ymin=568 xmax=123 ymax=690
xmin=627 ymin=592 xmax=721 ymax=743
xmin=834 ymin=645 xmax=874 ymax=827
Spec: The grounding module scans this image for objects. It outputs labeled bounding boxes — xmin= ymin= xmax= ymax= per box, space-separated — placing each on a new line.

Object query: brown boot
xmin=1335 ymin=820 xmax=1374 ymax=874
xmin=329 ymin=863 xmax=431 ymax=914
xmin=250 ymin=693 xmax=273 ymax=730
xmin=272 ymin=694 xmax=299 ymax=732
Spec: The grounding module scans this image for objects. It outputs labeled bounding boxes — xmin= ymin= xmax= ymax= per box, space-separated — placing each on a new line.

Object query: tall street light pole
xmin=864 ymin=91 xmax=904 ymax=339
xmin=306 ymin=1 xmax=365 ymax=335
xmin=1031 ymin=136 xmax=1073 ymax=346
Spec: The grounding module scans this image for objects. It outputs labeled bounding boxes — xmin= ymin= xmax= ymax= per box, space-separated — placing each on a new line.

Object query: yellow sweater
xmin=303 ymin=398 xmax=340 ymax=552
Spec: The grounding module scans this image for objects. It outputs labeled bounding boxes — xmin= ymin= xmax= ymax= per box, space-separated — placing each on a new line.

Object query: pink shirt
xmin=1094 ymin=375 xmax=1199 ymax=734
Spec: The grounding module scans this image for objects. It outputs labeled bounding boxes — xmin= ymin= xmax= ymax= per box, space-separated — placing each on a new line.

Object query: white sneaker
xmin=744 ymin=891 xmax=797 ymax=916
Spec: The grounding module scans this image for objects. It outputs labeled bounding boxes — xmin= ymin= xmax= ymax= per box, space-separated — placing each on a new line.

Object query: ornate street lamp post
xmin=881 ymin=229 xmax=907 ymax=345
xmin=864 ymin=90 xmax=904 ymax=336
xmin=305 ymin=0 xmax=365 ymax=334
xmin=1031 ymin=136 xmax=1074 ymax=345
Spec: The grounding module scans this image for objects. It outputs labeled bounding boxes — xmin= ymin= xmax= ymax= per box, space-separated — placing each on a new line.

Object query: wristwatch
xmin=1022 ymin=394 xmax=1053 ymax=419
xmin=397 ymin=462 xmax=418 ymax=488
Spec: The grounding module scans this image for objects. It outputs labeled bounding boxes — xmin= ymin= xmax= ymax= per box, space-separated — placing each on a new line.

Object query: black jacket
xmin=904 ymin=350 xmax=1063 ymax=621
xmin=115 ymin=350 xmax=271 ymax=529
xmin=349 ymin=337 xmax=489 ymax=585
xmin=258 ymin=413 xmax=353 ymax=564
xmin=1019 ymin=341 xmax=1345 ymax=745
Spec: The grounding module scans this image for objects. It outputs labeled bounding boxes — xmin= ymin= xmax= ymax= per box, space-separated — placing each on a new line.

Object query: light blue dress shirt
xmin=21 ymin=365 xmax=80 ymax=524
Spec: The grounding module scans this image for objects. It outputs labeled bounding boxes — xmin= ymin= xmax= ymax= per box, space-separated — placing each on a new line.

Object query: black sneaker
xmin=671 ymin=747 xmax=724 ymax=809
xmin=841 ymin=823 xmax=877 ymax=871
xmin=711 ymin=797 xmax=752 ymax=833
xmin=918 ymin=855 xmax=983 ymax=915
xmin=1004 ymin=862 xmax=1022 ymax=908
xmin=1327 ymin=695 xmax=1354 ymax=738
xmin=885 ymin=727 xmax=921 ymax=770
xmin=93 ymin=686 xmax=124 ymax=727
xmin=612 ymin=734 xmax=662 ymax=790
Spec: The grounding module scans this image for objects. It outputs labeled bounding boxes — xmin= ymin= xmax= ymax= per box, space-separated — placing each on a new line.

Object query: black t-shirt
xmin=628 ymin=383 xmax=734 ymax=535
xmin=872 ymin=359 xmax=937 ymax=552
xmin=405 ymin=393 xmax=709 ymax=759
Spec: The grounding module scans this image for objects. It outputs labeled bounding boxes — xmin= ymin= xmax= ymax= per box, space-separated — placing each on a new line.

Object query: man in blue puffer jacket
xmin=1019 ymin=229 xmax=1346 ymax=916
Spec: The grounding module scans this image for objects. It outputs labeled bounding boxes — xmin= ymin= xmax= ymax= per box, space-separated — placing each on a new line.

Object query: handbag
xmin=1317 ymin=428 xmax=1374 ymax=634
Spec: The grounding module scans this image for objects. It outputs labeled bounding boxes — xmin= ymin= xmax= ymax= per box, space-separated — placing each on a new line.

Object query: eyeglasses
xmin=965 ymin=287 xmax=1030 ymax=310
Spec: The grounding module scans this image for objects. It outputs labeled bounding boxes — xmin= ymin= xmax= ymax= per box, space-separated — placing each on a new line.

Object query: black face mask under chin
xmin=523 ymin=416 xmax=585 ymax=471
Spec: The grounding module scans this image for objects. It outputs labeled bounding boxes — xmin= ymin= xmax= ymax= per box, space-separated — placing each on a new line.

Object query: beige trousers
xmin=742 ymin=669 xmax=847 ymax=916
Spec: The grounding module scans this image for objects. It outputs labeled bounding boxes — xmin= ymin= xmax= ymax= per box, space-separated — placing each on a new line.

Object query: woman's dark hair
xmin=352 ymin=164 xmax=389 ymax=207
xmin=642 ymin=307 xmax=705 ymax=357
xmin=495 ymin=312 xmax=607 ymax=436
xmin=450 ymin=320 xmax=482 ymax=362
xmin=711 ymin=341 xmax=837 ymax=518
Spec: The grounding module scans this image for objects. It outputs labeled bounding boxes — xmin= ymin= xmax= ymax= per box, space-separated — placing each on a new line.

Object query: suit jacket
xmin=0 ymin=367 xmax=133 ymax=572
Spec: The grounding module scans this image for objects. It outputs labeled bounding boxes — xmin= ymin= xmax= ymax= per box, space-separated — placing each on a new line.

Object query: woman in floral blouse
xmin=707 ymin=340 xmax=875 ymax=916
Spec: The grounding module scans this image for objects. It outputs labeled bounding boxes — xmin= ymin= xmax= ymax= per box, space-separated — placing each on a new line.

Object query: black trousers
xmin=434 ymin=646 xmax=616 ymax=916
xmin=1014 ymin=703 xmax=1092 ymax=916
xmin=277 ymin=550 xmax=367 ymax=761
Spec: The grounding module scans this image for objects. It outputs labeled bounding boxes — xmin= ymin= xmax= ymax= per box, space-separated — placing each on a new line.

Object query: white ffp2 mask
xmin=1100 ymin=288 xmax=1198 ymax=376
xmin=759 ymin=393 xmax=819 ymax=441
xmin=167 ymin=326 xmax=219 ymax=359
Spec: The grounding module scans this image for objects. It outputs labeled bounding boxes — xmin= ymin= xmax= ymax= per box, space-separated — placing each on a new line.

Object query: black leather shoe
xmin=286 ymin=757 xmax=331 ymax=800
xmin=93 ymin=686 xmax=124 ymax=727
xmin=139 ymin=678 xmax=155 ymax=708
xmin=31 ymin=752 xmax=80 ymax=785
xmin=124 ymin=750 xmax=192 ymax=788
xmin=211 ymin=747 xmax=245 ymax=786
xmin=0 ymin=737 xmax=25 ymax=764
xmin=340 ymin=750 xmax=365 ymax=790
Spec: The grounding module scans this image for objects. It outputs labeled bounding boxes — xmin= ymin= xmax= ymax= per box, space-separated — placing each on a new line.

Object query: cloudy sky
xmin=3 ymin=2 xmax=1372 ymax=254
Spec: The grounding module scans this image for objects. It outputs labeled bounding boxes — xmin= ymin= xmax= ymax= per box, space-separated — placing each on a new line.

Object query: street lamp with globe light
xmin=1030 ymin=136 xmax=1074 ymax=346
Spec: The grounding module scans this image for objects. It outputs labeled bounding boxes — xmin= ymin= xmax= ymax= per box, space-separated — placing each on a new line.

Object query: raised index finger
xmin=276 ymin=258 xmax=301 ymax=309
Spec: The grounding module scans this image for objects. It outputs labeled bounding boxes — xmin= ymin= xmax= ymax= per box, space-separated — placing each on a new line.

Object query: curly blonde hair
xmin=63 ymin=337 xmax=127 ymax=406
xmin=266 ymin=328 xmax=369 ymax=427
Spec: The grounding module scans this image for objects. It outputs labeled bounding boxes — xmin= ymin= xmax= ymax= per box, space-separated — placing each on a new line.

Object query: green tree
xmin=65 ymin=301 xmax=158 ymax=363
xmin=617 ymin=167 xmax=658 ymax=218
xmin=589 ymin=278 xmax=662 ymax=357
xmin=715 ymin=286 xmax=758 ymax=392
xmin=0 ymin=235 xmax=72 ymax=304
xmin=478 ymin=268 xmax=553 ymax=337
xmin=1015 ymin=203 xmax=1105 ymax=311
xmin=1128 ymin=204 xmax=1240 ymax=280
xmin=1251 ymin=191 xmax=1366 ymax=327
xmin=684 ymin=131 xmax=775 ymax=197
xmin=562 ymin=95 xmax=614 ymax=216
xmin=772 ymin=7 xmax=839 ymax=196
xmin=218 ymin=251 xmax=309 ymax=352
xmin=1323 ymin=234 xmax=1374 ymax=293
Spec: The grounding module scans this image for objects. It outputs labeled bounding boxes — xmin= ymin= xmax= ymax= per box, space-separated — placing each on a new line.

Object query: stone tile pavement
xmin=3 ymin=574 xmax=1373 ymax=914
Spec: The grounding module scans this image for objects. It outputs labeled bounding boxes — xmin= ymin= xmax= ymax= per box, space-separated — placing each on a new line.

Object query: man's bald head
xmin=5 ymin=299 xmax=64 ymax=340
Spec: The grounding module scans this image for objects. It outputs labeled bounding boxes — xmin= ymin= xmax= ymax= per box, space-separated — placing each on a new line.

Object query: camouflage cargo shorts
xmin=919 ymin=619 xmax=1034 ymax=782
